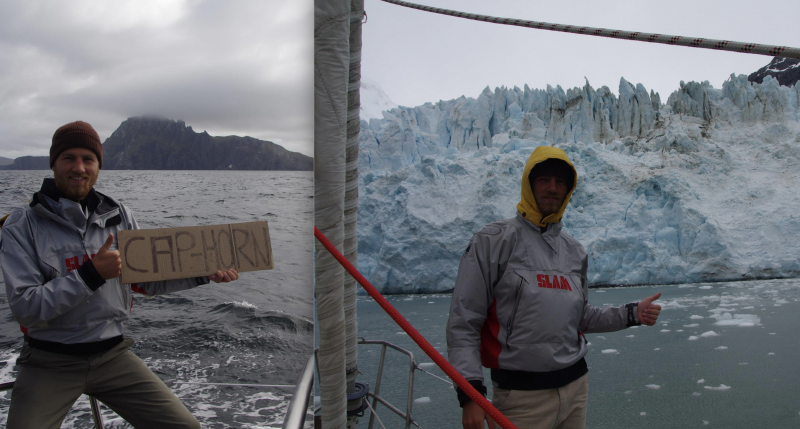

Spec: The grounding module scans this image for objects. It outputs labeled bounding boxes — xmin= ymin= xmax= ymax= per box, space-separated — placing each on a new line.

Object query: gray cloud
xmin=0 ymin=0 xmax=312 ymax=158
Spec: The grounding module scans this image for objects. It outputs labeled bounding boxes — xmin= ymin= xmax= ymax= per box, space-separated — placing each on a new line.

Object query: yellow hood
xmin=516 ymin=146 xmax=577 ymax=227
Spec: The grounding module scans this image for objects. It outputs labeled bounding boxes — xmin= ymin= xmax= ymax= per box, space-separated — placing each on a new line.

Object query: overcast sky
xmin=361 ymin=0 xmax=800 ymax=109
xmin=0 ymin=0 xmax=312 ymax=159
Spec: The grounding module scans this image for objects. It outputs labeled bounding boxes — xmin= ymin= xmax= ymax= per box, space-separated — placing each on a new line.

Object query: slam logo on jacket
xmin=535 ymin=273 xmax=572 ymax=291
xmin=65 ymin=254 xmax=95 ymax=273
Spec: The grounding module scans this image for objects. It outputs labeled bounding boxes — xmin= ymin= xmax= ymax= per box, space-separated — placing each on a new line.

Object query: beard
xmin=53 ymin=170 xmax=98 ymax=201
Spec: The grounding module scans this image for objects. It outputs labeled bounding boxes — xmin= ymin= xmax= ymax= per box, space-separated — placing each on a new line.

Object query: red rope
xmin=314 ymin=226 xmax=517 ymax=429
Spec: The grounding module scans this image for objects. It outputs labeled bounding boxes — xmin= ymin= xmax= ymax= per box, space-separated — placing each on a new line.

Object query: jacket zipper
xmin=506 ymin=275 xmax=526 ymax=350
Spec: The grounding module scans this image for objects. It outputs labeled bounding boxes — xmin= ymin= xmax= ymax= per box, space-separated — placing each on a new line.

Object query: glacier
xmin=357 ymin=74 xmax=800 ymax=293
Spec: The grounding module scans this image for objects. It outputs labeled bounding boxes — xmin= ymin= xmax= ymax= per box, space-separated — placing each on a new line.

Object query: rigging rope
xmin=379 ymin=0 xmax=800 ymax=60
xmin=314 ymin=226 xmax=518 ymax=429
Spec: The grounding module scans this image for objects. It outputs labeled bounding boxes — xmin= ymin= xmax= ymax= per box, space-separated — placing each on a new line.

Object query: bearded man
xmin=0 ymin=121 xmax=238 ymax=429
xmin=447 ymin=146 xmax=662 ymax=429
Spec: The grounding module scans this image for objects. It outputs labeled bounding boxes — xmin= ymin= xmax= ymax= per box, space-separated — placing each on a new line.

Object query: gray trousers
xmin=7 ymin=338 xmax=200 ymax=429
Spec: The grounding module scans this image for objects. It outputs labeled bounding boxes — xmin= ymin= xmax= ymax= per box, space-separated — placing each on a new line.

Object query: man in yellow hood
xmin=447 ymin=146 xmax=662 ymax=429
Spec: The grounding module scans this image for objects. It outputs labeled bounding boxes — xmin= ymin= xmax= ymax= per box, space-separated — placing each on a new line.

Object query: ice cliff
xmin=357 ymin=75 xmax=800 ymax=293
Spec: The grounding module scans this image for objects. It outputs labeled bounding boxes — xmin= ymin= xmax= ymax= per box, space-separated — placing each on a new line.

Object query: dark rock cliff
xmin=2 ymin=117 xmax=313 ymax=171
xmin=748 ymin=57 xmax=800 ymax=87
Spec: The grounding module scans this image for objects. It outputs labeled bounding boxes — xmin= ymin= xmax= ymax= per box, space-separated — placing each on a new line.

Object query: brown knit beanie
xmin=50 ymin=121 xmax=103 ymax=169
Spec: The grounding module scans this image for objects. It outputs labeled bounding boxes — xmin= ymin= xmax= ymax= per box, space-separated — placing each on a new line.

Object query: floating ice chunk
xmin=690 ymin=315 xmax=704 ymax=320
xmin=769 ymin=333 xmax=776 ymax=335
xmin=601 ymin=349 xmax=618 ymax=354
xmin=414 ymin=397 xmax=431 ymax=403
xmin=645 ymin=384 xmax=660 ymax=389
xmin=688 ymin=336 xmax=699 ymax=341
xmin=653 ymin=348 xmax=660 ymax=351
xmin=684 ymin=324 xmax=699 ymax=327
xmin=703 ymin=421 xmax=709 ymax=425
xmin=418 ymin=362 xmax=436 ymax=369
xmin=700 ymin=331 xmax=718 ymax=337
xmin=711 ymin=313 xmax=760 ymax=327
xmin=715 ymin=346 xmax=728 ymax=350
xmin=396 ymin=332 xmax=407 ymax=335
xmin=697 ymin=379 xmax=705 ymax=384
xmin=739 ymin=362 xmax=748 ymax=365
xmin=704 ymin=384 xmax=731 ymax=391
xmin=676 ymin=329 xmax=684 ymax=332
xmin=742 ymin=306 xmax=754 ymax=309
xmin=640 ymin=412 xmax=647 ymax=416
xmin=775 ymin=299 xmax=789 ymax=305
xmin=626 ymin=335 xmax=635 ymax=338
xmin=660 ymin=329 xmax=671 ymax=333
xmin=624 ymin=390 xmax=632 ymax=395
xmin=692 ymin=392 xmax=701 ymax=397
xmin=428 ymin=302 xmax=435 ymax=304
xmin=768 ymin=352 xmax=775 ymax=355
xmin=699 ymin=286 xmax=713 ymax=289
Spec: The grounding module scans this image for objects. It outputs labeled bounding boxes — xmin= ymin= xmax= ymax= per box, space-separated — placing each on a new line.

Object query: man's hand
xmin=462 ymin=400 xmax=496 ymax=429
xmin=209 ymin=269 xmax=239 ymax=283
xmin=93 ymin=233 xmax=121 ymax=280
xmin=638 ymin=292 xmax=662 ymax=326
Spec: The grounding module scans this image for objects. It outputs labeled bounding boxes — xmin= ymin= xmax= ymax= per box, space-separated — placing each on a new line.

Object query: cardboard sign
xmin=119 ymin=221 xmax=272 ymax=284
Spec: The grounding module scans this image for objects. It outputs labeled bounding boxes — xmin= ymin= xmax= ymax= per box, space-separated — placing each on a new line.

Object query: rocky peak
xmin=748 ymin=57 xmax=800 ymax=87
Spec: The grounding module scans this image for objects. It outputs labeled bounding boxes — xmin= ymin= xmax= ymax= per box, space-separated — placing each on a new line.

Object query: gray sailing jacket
xmin=0 ymin=179 xmax=207 ymax=344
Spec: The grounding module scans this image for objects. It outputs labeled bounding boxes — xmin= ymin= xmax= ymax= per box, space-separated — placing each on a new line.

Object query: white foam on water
xmin=769 ymin=333 xmax=776 ymax=335
xmin=703 ymin=420 xmax=710 ymax=425
xmin=601 ymin=349 xmax=618 ymax=354
xmin=230 ymin=300 xmax=258 ymax=309
xmin=692 ymin=392 xmax=702 ymax=397
xmin=704 ymin=384 xmax=731 ymax=391
xmin=715 ymin=346 xmax=728 ymax=350
xmin=645 ymin=384 xmax=660 ymax=389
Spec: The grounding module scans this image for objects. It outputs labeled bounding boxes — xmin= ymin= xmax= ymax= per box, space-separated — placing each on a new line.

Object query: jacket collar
xmin=31 ymin=178 xmax=117 ymax=216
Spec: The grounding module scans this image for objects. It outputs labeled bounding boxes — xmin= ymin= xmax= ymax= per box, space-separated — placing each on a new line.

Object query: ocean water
xmin=353 ymin=279 xmax=800 ymax=428
xmin=0 ymin=170 xmax=314 ymax=428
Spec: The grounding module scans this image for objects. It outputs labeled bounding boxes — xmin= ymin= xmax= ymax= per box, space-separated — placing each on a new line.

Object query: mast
xmin=314 ymin=0 xmax=364 ymax=426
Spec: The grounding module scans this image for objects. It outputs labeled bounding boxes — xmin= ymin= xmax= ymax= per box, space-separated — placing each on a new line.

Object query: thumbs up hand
xmin=92 ymin=233 xmax=121 ymax=280
xmin=638 ymin=292 xmax=662 ymax=326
